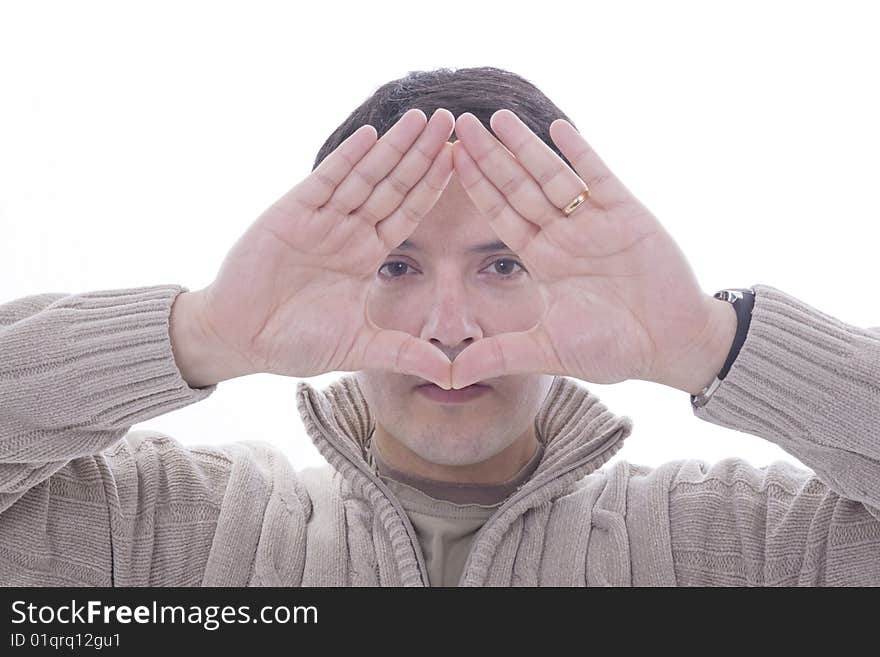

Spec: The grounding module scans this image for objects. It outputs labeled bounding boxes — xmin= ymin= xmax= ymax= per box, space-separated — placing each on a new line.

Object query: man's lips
xmin=414 ymin=379 xmax=490 ymax=389
xmin=414 ymin=380 xmax=491 ymax=403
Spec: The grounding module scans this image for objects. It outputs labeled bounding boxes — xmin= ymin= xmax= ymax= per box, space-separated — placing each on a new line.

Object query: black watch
xmin=690 ymin=287 xmax=756 ymax=408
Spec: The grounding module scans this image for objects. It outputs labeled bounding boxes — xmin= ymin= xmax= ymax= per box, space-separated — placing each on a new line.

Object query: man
xmin=2 ymin=67 xmax=878 ymax=586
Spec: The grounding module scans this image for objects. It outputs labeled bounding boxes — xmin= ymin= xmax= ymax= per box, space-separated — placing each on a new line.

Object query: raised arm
xmin=624 ymin=283 xmax=880 ymax=586
xmin=0 ymin=285 xmax=248 ymax=585
xmin=0 ymin=286 xmax=219 ymax=515
xmin=690 ymin=283 xmax=880 ymax=519
xmin=443 ymin=108 xmax=880 ymax=585
xmin=1 ymin=107 xmax=462 ymax=586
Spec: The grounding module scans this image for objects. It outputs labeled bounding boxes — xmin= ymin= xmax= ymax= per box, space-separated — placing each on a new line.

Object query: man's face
xmin=355 ymin=166 xmax=555 ymax=467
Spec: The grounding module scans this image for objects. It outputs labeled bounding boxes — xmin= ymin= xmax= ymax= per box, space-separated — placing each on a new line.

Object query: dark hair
xmin=311 ymin=66 xmax=579 ymax=173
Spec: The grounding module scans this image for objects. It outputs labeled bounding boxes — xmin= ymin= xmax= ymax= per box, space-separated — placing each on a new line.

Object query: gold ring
xmin=562 ymin=186 xmax=591 ymax=217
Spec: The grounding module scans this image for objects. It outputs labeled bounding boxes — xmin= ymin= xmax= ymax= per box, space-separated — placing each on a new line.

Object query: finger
xmin=293 ymin=124 xmax=378 ymax=211
xmin=455 ymin=112 xmax=560 ymax=228
xmin=342 ymin=325 xmax=453 ymax=389
xmin=452 ymin=139 xmax=539 ymax=256
xmin=489 ymin=109 xmax=594 ymax=215
xmin=326 ymin=108 xmax=428 ymax=217
xmin=354 ymin=108 xmax=455 ymax=228
xmin=376 ymin=140 xmax=454 ymax=250
xmin=548 ymin=119 xmax=629 ymax=210
xmin=450 ymin=327 xmax=561 ymax=389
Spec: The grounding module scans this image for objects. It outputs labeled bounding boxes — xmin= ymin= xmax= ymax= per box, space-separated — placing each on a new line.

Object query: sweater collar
xmin=295 ymin=373 xmax=634 ymax=498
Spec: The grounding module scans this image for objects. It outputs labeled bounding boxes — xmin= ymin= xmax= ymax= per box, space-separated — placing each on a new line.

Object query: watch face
xmin=715 ymin=288 xmax=754 ymax=303
xmin=714 ymin=290 xmax=740 ymax=303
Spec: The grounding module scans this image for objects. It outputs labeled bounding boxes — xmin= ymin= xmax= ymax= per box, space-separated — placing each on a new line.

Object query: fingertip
xmin=432 ymin=107 xmax=454 ymax=124
xmin=449 ymin=365 xmax=468 ymax=390
xmin=489 ymin=108 xmax=513 ymax=131
xmin=455 ymin=112 xmax=476 ymax=130
xmin=408 ymin=107 xmax=428 ymax=124
xmin=550 ymin=118 xmax=579 ymax=138
xmin=451 ymin=138 xmax=468 ymax=161
xmin=351 ymin=123 xmax=377 ymax=144
xmin=440 ymin=139 xmax=454 ymax=162
xmin=428 ymin=367 xmax=452 ymax=390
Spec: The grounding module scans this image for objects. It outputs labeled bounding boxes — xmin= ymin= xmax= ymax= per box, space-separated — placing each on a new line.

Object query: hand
xmin=449 ymin=109 xmax=730 ymax=392
xmin=193 ymin=108 xmax=457 ymax=389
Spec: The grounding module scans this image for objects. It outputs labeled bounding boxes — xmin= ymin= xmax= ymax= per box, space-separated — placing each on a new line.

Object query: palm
xmin=517 ymin=209 xmax=708 ymax=384
xmin=199 ymin=108 xmax=458 ymax=388
xmin=449 ymin=110 xmax=713 ymax=389
xmin=203 ymin=205 xmax=386 ymax=377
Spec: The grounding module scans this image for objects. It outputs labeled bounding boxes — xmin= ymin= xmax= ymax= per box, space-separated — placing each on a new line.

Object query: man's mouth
xmin=414 ymin=381 xmax=491 ymax=403
xmin=414 ymin=379 xmax=490 ymax=390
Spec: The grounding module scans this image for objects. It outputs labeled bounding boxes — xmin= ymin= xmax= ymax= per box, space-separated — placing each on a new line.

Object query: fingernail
xmin=553 ymin=118 xmax=577 ymax=133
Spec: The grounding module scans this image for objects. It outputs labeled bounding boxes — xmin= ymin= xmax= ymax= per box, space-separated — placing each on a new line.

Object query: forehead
xmin=395 ymin=172 xmax=511 ymax=253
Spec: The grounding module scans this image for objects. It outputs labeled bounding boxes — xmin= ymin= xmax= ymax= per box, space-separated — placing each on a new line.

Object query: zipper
xmin=303 ymin=384 xmax=628 ymax=587
xmin=303 ymin=391 xmax=432 ymax=585
xmin=455 ymin=424 xmax=626 ymax=586
xmin=361 ymin=458 xmax=432 ymax=585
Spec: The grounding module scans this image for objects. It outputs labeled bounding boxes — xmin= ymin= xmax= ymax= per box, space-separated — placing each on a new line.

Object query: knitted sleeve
xmin=690 ymin=284 xmax=880 ymax=517
xmin=0 ymin=286 xmax=294 ymax=586
xmin=630 ymin=284 xmax=880 ymax=585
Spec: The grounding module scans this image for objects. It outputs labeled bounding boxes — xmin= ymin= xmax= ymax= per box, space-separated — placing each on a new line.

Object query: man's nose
xmin=419 ymin=277 xmax=482 ymax=362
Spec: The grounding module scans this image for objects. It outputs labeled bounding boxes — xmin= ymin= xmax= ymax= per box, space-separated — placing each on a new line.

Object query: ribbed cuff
xmin=691 ymin=283 xmax=880 ymax=509
xmin=4 ymin=284 xmax=218 ymax=435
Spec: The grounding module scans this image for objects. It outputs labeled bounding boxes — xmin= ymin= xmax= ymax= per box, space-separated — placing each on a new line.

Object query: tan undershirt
xmin=368 ymin=436 xmax=545 ymax=586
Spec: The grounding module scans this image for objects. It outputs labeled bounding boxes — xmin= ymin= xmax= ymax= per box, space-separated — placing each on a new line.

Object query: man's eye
xmin=378 ymin=261 xmax=413 ymax=279
xmin=483 ymin=257 xmax=526 ymax=278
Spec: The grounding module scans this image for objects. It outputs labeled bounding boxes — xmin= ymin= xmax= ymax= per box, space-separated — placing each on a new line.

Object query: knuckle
xmin=312 ymin=170 xmax=338 ymax=194
xmin=358 ymin=329 xmax=381 ymax=369
xmin=383 ymin=137 xmax=408 ymax=159
xmin=357 ymin=203 xmax=383 ymax=226
xmin=352 ymin=165 xmax=380 ymax=188
xmin=399 ymin=201 xmax=422 ymax=225
xmin=571 ymin=142 xmax=595 ymax=168
xmin=414 ymin=141 xmax=435 ymax=165
xmin=473 ymin=145 xmax=493 ymax=168
xmin=485 ymin=199 xmax=506 ymax=220
xmin=498 ymin=174 xmax=523 ymax=197
xmin=423 ymin=174 xmax=445 ymax=194
xmin=536 ymin=162 xmax=566 ymax=188
xmin=394 ymin=335 xmax=410 ymax=373
xmin=588 ymin=170 xmax=614 ymax=189
xmin=491 ymin=337 xmax=507 ymax=376
xmin=387 ymin=172 xmax=412 ymax=198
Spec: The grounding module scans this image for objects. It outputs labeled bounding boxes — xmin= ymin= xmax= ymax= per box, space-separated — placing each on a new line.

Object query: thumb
xmin=340 ymin=323 xmax=453 ymax=389
xmin=451 ymin=326 xmax=558 ymax=389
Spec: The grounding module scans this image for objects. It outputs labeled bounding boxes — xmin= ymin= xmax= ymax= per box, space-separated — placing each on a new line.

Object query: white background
xmin=2 ymin=0 xmax=878 ymax=474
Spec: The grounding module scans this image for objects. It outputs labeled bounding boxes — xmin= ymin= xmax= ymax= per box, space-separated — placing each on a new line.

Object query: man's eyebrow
xmin=396 ymin=239 xmax=513 ymax=253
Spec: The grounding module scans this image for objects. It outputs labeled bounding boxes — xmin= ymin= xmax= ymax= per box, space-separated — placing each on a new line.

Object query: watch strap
xmin=690 ymin=287 xmax=756 ymax=408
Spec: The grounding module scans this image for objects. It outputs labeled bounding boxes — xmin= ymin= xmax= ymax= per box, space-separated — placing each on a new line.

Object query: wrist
xmin=650 ymin=295 xmax=739 ymax=395
xmin=169 ymin=289 xmax=254 ymax=388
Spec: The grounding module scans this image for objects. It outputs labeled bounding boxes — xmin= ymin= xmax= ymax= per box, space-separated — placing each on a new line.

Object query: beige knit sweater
xmin=1 ymin=283 xmax=878 ymax=586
